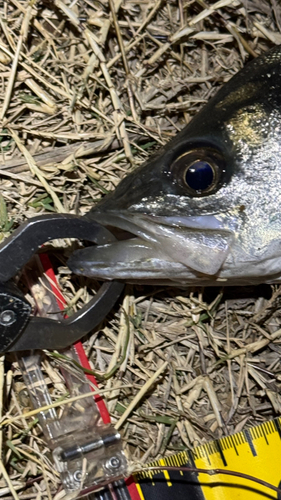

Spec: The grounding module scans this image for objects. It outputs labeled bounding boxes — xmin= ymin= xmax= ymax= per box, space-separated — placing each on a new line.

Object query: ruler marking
xmin=235 ymin=432 xmax=242 ymax=445
xmin=211 ymin=441 xmax=217 ymax=453
xmin=225 ymin=436 xmax=230 ymax=449
xmin=229 ymin=434 xmax=239 ymax=455
xmin=244 ymin=429 xmax=257 ymax=456
xmin=259 ymin=424 xmax=264 ymax=437
xmin=181 ymin=451 xmax=188 ymax=465
xmin=261 ymin=423 xmax=269 ymax=445
xmin=239 ymin=432 xmax=244 ymax=443
xmin=215 ymin=439 xmax=227 ymax=466
xmin=251 ymin=426 xmax=259 ymax=439
xmin=268 ymin=420 xmax=274 ymax=433
xmin=220 ymin=437 xmax=226 ymax=450
xmin=225 ymin=436 xmax=231 ymax=449
xmin=133 ymin=417 xmax=281 ymax=500
xmin=250 ymin=426 xmax=256 ymax=439
xmin=263 ymin=422 xmax=269 ymax=435
xmin=201 ymin=444 xmax=211 ymax=466
xmin=202 ymin=444 xmax=209 ymax=456
xmin=176 ymin=452 xmax=184 ymax=474
xmin=257 ymin=425 xmax=264 ymax=437
xmin=232 ymin=433 xmax=239 ymax=447
xmin=208 ymin=442 xmax=215 ymax=455
xmin=274 ymin=418 xmax=281 ymax=439
xmin=201 ymin=448 xmax=207 ymax=460
xmin=219 ymin=437 xmax=225 ymax=450
xmin=255 ymin=426 xmax=261 ymax=438
xmin=188 ymin=450 xmax=196 ymax=468
xmin=206 ymin=442 xmax=212 ymax=456
xmin=159 ymin=458 xmax=172 ymax=486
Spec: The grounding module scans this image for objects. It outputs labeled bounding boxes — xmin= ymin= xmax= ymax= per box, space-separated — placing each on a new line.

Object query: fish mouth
xmin=67 ymin=210 xmax=239 ymax=283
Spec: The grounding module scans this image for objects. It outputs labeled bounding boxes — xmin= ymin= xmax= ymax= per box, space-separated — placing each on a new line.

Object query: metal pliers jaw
xmin=0 ymin=214 xmax=124 ymax=352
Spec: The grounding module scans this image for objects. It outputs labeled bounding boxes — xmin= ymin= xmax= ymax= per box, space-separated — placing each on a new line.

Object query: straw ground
xmin=1 ymin=1 xmax=281 ymax=498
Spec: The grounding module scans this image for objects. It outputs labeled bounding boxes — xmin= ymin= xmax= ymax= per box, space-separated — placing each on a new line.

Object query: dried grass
xmin=1 ymin=0 xmax=281 ymax=497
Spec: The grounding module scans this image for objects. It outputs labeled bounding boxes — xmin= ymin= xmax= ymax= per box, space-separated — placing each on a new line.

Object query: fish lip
xmin=69 ymin=209 xmax=239 ymax=280
xmin=86 ymin=209 xmax=238 ymax=276
xmin=89 ymin=210 xmax=237 ymax=236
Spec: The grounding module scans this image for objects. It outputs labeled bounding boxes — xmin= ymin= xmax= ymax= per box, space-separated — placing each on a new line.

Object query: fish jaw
xmin=68 ymin=211 xmax=239 ymax=282
xmin=68 ymin=208 xmax=281 ymax=285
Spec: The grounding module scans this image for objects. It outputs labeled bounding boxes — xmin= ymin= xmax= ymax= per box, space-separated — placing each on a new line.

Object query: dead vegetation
xmin=1 ymin=0 xmax=281 ymax=498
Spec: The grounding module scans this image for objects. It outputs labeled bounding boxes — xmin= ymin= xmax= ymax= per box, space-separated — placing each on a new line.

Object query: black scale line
xmin=244 ymin=429 xmax=257 ymax=457
xmin=224 ymin=437 xmax=231 ymax=449
xmin=179 ymin=452 xmax=188 ymax=464
xmin=274 ymin=418 xmax=281 ymax=439
xmin=188 ymin=450 xmax=196 ymax=469
xmin=220 ymin=437 xmax=227 ymax=450
xmin=233 ymin=433 xmax=240 ymax=447
xmin=267 ymin=420 xmax=275 ymax=433
xmin=206 ymin=442 xmax=213 ymax=456
xmin=258 ymin=425 xmax=264 ymax=437
xmin=260 ymin=424 xmax=269 ymax=445
xmin=251 ymin=426 xmax=259 ymax=439
xmin=254 ymin=427 xmax=259 ymax=438
xmin=262 ymin=422 xmax=270 ymax=434
xmin=215 ymin=440 xmax=227 ymax=467
xmin=229 ymin=435 xmax=239 ymax=456
xmin=201 ymin=444 xmax=211 ymax=466
xmin=235 ymin=433 xmax=242 ymax=445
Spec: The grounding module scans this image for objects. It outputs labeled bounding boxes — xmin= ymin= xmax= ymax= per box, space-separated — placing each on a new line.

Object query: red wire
xmin=39 ymin=254 xmax=111 ymax=424
xmin=73 ymin=342 xmax=111 ymax=424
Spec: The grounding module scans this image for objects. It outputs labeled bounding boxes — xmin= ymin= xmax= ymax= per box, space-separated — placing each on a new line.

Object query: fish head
xmin=68 ymin=47 xmax=281 ymax=285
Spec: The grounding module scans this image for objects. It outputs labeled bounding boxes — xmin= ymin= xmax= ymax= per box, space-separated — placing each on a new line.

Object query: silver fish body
xmin=68 ymin=46 xmax=281 ymax=286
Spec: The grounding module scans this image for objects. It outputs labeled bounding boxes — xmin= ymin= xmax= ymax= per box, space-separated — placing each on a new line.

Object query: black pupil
xmin=185 ymin=160 xmax=214 ymax=191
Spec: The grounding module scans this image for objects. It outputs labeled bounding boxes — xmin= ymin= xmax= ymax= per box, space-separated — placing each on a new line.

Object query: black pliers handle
xmin=0 ymin=214 xmax=123 ymax=352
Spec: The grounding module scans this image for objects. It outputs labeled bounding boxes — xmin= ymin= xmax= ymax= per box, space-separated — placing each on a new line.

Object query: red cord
xmin=73 ymin=342 xmax=111 ymax=424
xmin=39 ymin=254 xmax=111 ymax=424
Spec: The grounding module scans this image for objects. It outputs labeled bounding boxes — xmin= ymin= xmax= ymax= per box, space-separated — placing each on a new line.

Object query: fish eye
xmin=185 ymin=160 xmax=215 ymax=191
xmin=170 ymin=147 xmax=225 ymax=196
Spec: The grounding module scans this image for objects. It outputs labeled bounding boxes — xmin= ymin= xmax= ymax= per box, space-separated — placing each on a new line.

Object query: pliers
xmin=0 ymin=214 xmax=123 ymax=353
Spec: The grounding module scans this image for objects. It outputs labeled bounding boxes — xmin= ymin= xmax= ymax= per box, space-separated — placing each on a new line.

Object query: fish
xmin=68 ymin=45 xmax=281 ymax=286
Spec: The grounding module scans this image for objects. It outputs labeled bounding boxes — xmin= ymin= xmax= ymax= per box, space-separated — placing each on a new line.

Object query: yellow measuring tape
xmin=134 ymin=417 xmax=281 ymax=499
